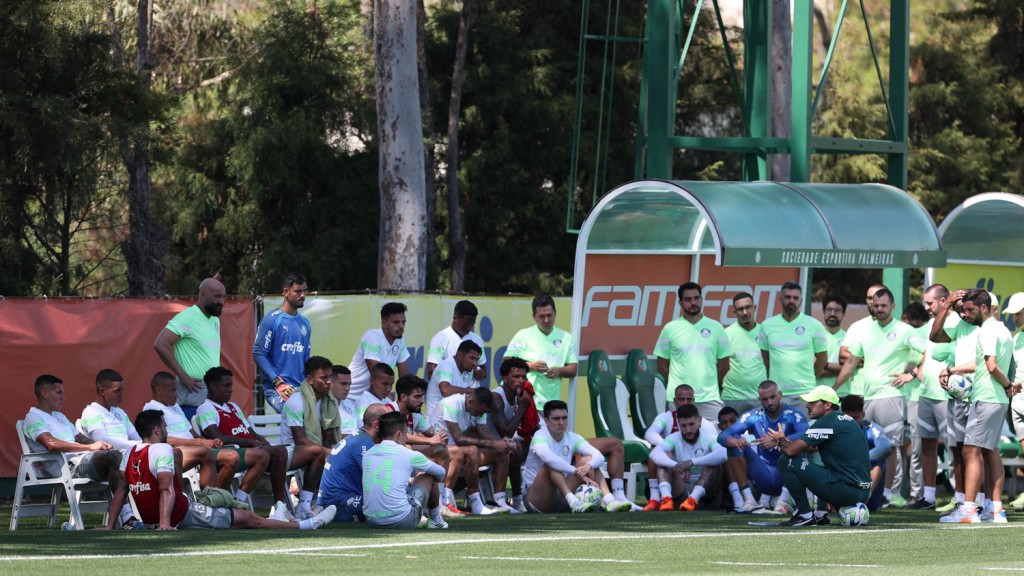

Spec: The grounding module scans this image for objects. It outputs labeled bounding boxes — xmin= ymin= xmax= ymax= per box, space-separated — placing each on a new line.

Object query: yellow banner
xmin=262 ymin=294 xmax=594 ymax=436
xmin=933 ymin=263 xmax=1024 ymax=329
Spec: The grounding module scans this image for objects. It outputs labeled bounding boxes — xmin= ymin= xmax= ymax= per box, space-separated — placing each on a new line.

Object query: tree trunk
xmin=121 ymin=0 xmax=165 ymax=296
xmin=446 ymin=0 xmax=472 ymax=293
xmin=375 ymin=0 xmax=427 ymax=291
xmin=770 ymin=0 xmax=791 ymax=182
xmin=416 ymin=0 xmax=438 ymax=289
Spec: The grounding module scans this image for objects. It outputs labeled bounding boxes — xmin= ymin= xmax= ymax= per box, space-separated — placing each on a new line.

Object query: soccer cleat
xmin=571 ymin=500 xmax=597 ymax=513
xmin=757 ymin=498 xmax=792 ymax=516
xmin=642 ymin=499 xmax=661 ymax=512
xmin=427 ymin=517 xmax=449 ymax=529
xmin=936 ymin=500 xmax=959 ymax=513
xmin=475 ymin=505 xmax=508 ymax=515
xmin=906 ymin=498 xmax=936 ymax=510
xmin=441 ymin=503 xmax=468 ymax=517
xmin=678 ymin=497 xmax=698 ymax=512
xmin=306 ymin=505 xmax=336 ymax=530
xmin=605 ymin=499 xmax=632 ymax=513
xmin=814 ymin=513 xmax=831 ymax=526
xmin=888 ymin=494 xmax=907 ymax=508
xmin=1009 ymin=493 xmax=1024 ymax=511
xmin=658 ymin=497 xmax=675 ymax=512
xmin=736 ymin=498 xmax=764 ymax=513
xmin=780 ymin=513 xmax=817 ymax=527
xmin=496 ymin=500 xmax=522 ymax=514
xmin=269 ymin=501 xmax=297 ymax=522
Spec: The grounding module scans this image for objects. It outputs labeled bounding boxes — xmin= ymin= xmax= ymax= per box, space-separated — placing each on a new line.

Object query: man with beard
xmin=253 ymin=272 xmax=312 ymax=413
xmin=655 ymin=282 xmax=732 ymax=422
xmin=756 ymin=282 xmax=828 ymax=419
xmin=818 ymin=295 xmax=848 ymax=396
xmin=722 ymin=292 xmax=768 ymax=415
xmin=648 ymin=403 xmax=727 ymax=512
xmin=839 ymin=284 xmax=886 ymax=399
xmin=348 ymin=302 xmax=411 ymax=402
xmin=318 ymin=404 xmax=389 ymax=523
xmin=154 ymin=277 xmax=226 ymax=419
xmin=832 ymin=288 xmax=925 ymax=508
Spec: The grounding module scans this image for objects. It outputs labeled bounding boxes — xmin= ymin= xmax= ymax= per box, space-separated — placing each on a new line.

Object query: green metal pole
xmin=644 ymin=0 xmax=674 ymax=179
xmin=789 ymin=2 xmax=813 ymax=183
xmin=883 ymin=0 xmax=910 ymax=311
xmin=743 ymin=0 xmax=770 ymax=181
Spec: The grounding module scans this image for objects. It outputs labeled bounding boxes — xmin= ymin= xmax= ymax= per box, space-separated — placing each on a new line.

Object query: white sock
xmin=883 ymin=488 xmax=893 ymax=500
xmin=235 ymin=489 xmax=249 ymax=502
xmin=963 ymin=501 xmax=978 ymax=514
xmin=299 ymin=490 xmax=313 ymax=506
xmin=728 ymin=482 xmax=743 ymax=507
xmin=469 ymin=491 xmax=484 ymax=513
xmin=954 ymin=491 xmax=965 ymax=503
xmin=429 ymin=507 xmax=443 ymax=522
xmin=602 ymin=493 xmax=615 ymax=505
xmin=659 ymin=482 xmax=673 ymax=499
xmin=760 ymin=494 xmax=772 ymax=507
xmin=799 ymin=511 xmax=813 ymax=519
xmin=566 ymin=492 xmax=580 ymax=507
xmin=648 ymin=480 xmax=661 ymax=501
xmin=690 ymin=485 xmax=705 ymax=503
xmin=978 ymin=492 xmax=986 ymax=507
xmin=779 ymin=487 xmax=792 ymax=503
xmin=445 ymin=487 xmax=456 ymax=506
xmin=741 ymin=486 xmax=755 ymax=501
xmin=512 ymin=495 xmax=523 ymax=507
xmin=992 ymin=500 xmax=1002 ymax=512
xmin=611 ymin=478 xmax=624 ymax=495
xmin=923 ymin=486 xmax=936 ymax=503
xmin=495 ymin=492 xmax=508 ymax=505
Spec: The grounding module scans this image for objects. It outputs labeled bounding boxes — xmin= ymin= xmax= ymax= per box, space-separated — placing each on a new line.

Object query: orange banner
xmin=579 ymin=254 xmax=800 ymax=356
xmin=0 ymin=298 xmax=255 ymax=477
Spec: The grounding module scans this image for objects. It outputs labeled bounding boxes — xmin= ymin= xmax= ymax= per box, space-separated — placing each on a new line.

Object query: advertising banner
xmin=933 ymin=262 xmax=1024 ymax=330
xmin=0 ymin=298 xmax=255 ymax=477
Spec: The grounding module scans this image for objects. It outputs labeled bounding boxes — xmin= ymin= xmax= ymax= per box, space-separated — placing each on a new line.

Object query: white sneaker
xmin=604 ymin=499 xmax=632 ymax=513
xmin=474 ymin=505 xmax=508 ymax=515
xmin=441 ymin=503 xmax=467 ymax=518
xmin=981 ymin=508 xmax=1008 ymax=524
xmin=571 ymin=500 xmax=596 ymax=513
xmin=772 ymin=498 xmax=793 ymax=516
xmin=427 ymin=517 xmax=449 ymax=529
xmin=306 ymin=505 xmax=336 ymax=530
xmin=269 ymin=501 xmax=296 ymax=522
xmin=497 ymin=501 xmax=522 ymax=514
xmin=939 ymin=504 xmax=979 ymax=523
xmin=736 ymin=498 xmax=764 ymax=513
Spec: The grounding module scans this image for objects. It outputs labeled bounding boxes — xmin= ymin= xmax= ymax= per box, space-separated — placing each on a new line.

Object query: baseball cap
xmin=1004 ymin=292 xmax=1024 ymax=315
xmin=989 ymin=292 xmax=999 ymax=308
xmin=799 ymin=385 xmax=840 ymax=406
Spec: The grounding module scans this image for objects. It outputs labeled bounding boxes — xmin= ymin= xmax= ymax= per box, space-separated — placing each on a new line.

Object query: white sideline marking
xmin=982 ymin=569 xmax=1024 ymax=572
xmin=280 ymin=553 xmax=368 ymax=557
xmin=462 ymin=556 xmax=640 ymax=564
xmin=712 ymin=562 xmax=880 ymax=568
xmin=2 ymin=525 xmax=1022 ymax=562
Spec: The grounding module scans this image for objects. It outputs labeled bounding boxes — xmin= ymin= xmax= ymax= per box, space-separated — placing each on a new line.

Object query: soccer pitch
xmin=1 ymin=507 xmax=1022 ymax=575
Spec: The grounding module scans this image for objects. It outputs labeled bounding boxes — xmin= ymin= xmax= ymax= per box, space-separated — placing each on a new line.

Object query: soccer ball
xmin=575 ymin=485 xmax=603 ymax=507
xmin=947 ymin=374 xmax=973 ymax=401
xmin=838 ymin=502 xmax=870 ymax=527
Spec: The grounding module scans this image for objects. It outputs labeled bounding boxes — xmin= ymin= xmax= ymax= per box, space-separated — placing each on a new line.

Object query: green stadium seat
xmin=586 ymin=350 xmax=650 ymax=500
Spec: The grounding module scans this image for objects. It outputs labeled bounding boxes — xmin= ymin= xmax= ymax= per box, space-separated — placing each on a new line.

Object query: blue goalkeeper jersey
xmin=718 ymin=403 xmax=808 ymax=465
xmin=253 ymin=307 xmax=312 ymax=388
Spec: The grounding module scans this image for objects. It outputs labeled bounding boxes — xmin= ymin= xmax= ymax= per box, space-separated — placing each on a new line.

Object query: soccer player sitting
xmin=318 ymin=404 xmax=390 ymax=523
xmin=649 ymin=403 xmax=727 ymax=511
xmin=841 ymin=394 xmax=892 ymax=512
xmin=105 ymin=409 xmax=335 ymax=530
xmin=394 ymin=375 xmax=451 ymax=475
xmin=362 ymin=411 xmax=448 ymax=529
xmin=79 ymin=369 xmax=142 ymax=451
xmin=643 ymin=384 xmax=720 ymax=511
xmin=522 ymin=400 xmax=632 ymax=513
xmin=718 ymin=380 xmax=808 ymax=515
xmin=437 ymin=388 xmax=511 ymax=515
xmin=329 ymin=365 xmax=359 ymax=438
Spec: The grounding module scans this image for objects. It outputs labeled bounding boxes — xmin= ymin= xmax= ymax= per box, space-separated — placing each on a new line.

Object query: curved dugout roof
xmin=937 ymin=192 xmax=1024 ymax=265
xmin=581 ymin=180 xmax=945 ymax=268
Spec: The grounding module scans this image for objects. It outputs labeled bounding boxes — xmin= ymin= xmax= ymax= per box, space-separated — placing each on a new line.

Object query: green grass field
xmin=2 ymin=502 xmax=1023 ymax=575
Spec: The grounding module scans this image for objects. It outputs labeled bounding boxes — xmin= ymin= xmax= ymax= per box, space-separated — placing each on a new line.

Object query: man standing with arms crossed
xmin=655 ymin=282 xmax=732 ymax=422
xmin=507 ymin=295 xmax=578 ymax=412
xmin=722 ymin=292 xmax=767 ymax=415
xmin=833 ymin=288 xmax=924 ymax=508
xmin=757 ymin=282 xmax=828 ymax=418
xmin=253 ymin=272 xmax=312 ymax=413
xmin=154 ymin=277 xmax=226 ymax=419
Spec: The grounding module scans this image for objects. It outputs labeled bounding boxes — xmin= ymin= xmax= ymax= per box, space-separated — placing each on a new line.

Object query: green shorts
xmin=213 ymin=447 xmax=248 ymax=472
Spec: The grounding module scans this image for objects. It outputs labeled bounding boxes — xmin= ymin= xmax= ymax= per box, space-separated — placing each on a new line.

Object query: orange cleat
xmin=642 ymin=499 xmax=661 ymax=512
xmin=679 ymin=497 xmax=698 ymax=512
xmin=658 ymin=497 xmax=675 ymax=512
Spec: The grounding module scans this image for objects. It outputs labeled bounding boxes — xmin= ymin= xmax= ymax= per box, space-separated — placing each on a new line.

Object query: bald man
xmin=154 ymin=277 xmax=227 ymax=419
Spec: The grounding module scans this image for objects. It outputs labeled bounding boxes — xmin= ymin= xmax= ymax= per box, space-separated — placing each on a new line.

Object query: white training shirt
xmin=338 ymin=399 xmax=359 ymax=436
xmin=80 ymin=403 xmax=141 ymax=451
xmin=348 ymin=329 xmax=411 ymax=398
xmin=355 ymin=392 xmax=398 ymax=420
xmin=437 ymin=394 xmax=488 ymax=445
xmin=23 ymin=407 xmax=80 ymax=476
xmin=521 ymin=427 xmax=605 ymax=487
xmin=644 ymin=409 xmax=719 ymax=447
xmin=142 ymin=399 xmax=193 ymax=440
xmin=649 ymin=428 xmax=727 ymax=475
xmin=427 ymin=325 xmax=487 ymax=367
xmin=426 ymin=356 xmax=478 ymax=421
xmin=361 ymin=440 xmax=445 ymax=526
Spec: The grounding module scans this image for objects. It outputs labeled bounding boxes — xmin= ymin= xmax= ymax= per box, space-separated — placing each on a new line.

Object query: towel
xmin=517 ymin=381 xmax=541 ymax=441
xmin=300 ymin=379 xmax=339 ymax=445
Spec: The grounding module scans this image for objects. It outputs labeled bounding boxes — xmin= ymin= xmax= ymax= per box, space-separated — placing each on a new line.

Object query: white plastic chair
xmin=10 ymin=420 xmax=112 ymax=530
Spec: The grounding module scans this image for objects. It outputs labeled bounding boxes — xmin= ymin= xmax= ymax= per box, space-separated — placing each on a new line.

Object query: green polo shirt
xmin=722 ymin=322 xmax=767 ymax=401
xmin=971 ymin=317 xmax=1013 ymax=405
xmin=506 ymin=325 xmax=577 ymax=410
xmin=654 ymin=315 xmax=731 ymax=403
xmin=847 ymin=317 xmax=924 ymax=401
xmin=918 ymin=319 xmax=954 ymax=402
xmin=819 ymin=328 xmax=847 ymax=395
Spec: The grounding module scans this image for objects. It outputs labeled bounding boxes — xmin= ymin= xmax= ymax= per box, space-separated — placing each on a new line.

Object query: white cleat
xmin=269 ymin=501 xmax=297 ymax=522
xmin=475 ymin=505 xmax=508 ymax=515
xmin=736 ymin=498 xmax=764 ymax=513
xmin=604 ymin=499 xmax=633 ymax=513
xmin=571 ymin=500 xmax=597 ymax=513
xmin=306 ymin=505 xmax=336 ymax=529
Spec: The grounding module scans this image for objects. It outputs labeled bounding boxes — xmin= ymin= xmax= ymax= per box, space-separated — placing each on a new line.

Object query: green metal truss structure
xmin=569 ymin=0 xmax=912 ymax=301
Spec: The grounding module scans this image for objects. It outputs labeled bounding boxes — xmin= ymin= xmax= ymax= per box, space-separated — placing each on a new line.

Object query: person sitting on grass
xmin=840 ymin=394 xmax=892 ymax=512
xmin=521 ymin=400 xmax=633 ymax=514
xmin=318 ymin=404 xmax=389 ymax=523
xmin=649 ymin=403 xmax=726 ymax=512
xmin=767 ymin=385 xmax=871 ymax=526
xmin=362 ymin=411 xmax=448 ymax=529
xmin=105 ymin=409 xmax=335 ymax=531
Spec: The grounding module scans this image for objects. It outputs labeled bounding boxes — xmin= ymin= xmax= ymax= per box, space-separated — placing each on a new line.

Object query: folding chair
xmin=250 ymin=414 xmax=303 ymax=513
xmin=10 ymin=421 xmax=113 ymax=530
xmin=586 ymin=350 xmax=651 ymax=501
